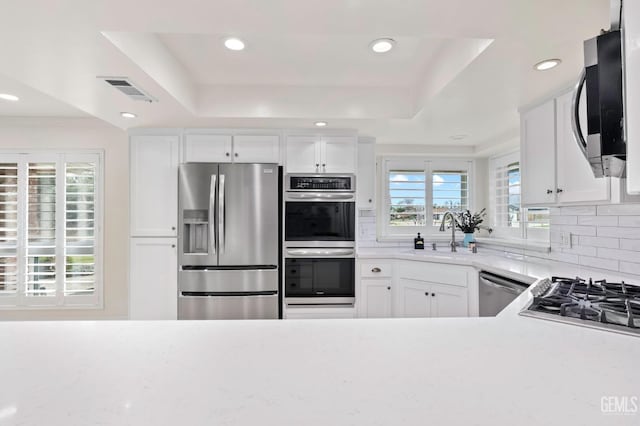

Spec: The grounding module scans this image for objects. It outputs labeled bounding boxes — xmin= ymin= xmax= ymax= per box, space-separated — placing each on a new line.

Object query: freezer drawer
xmin=179 ymin=269 xmax=278 ymax=293
xmin=178 ymin=293 xmax=279 ymax=320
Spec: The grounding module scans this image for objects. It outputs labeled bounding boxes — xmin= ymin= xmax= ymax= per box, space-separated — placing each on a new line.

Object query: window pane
xmin=388 ymin=171 xmax=426 ymax=226
xmin=65 ymin=162 xmax=96 ymax=295
xmin=26 ymin=163 xmax=56 ymax=297
xmin=507 ymin=164 xmax=521 ymax=228
xmin=432 ymin=171 xmax=468 ymax=226
xmin=0 ymin=163 xmax=18 ymax=294
xmin=525 ymin=208 xmax=550 ymax=230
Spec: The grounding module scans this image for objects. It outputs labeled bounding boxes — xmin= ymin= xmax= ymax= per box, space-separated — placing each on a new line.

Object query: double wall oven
xmin=284 ymin=174 xmax=356 ymax=306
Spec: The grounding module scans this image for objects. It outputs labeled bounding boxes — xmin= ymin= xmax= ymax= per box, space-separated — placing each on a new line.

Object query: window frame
xmin=378 ymin=157 xmax=475 ymax=240
xmin=0 ymin=150 xmax=103 ymax=309
xmin=489 ymin=150 xmax=549 ymax=242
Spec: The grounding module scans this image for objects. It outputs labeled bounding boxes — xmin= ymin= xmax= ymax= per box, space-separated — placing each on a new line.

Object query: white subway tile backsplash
xmin=578 ymin=256 xmax=619 ymax=271
xmin=619 ymin=261 xmax=640 ymax=276
xmin=596 ymin=204 xmax=640 ymax=215
xmin=577 ymin=216 xmax=618 ymax=226
xmin=561 ymin=245 xmax=597 ymax=257
xmin=550 ymin=225 xmax=596 ymax=236
xmin=558 ymin=206 xmax=596 ymax=215
xmin=577 ymin=236 xmax=619 ymax=249
xmin=619 ymin=239 xmax=640 ymax=252
xmin=549 ymin=251 xmax=580 ymax=264
xmin=618 ymin=216 xmax=640 ymax=227
xmin=596 ymin=247 xmax=640 ymax=263
xmin=597 ymin=226 xmax=640 ymax=239
xmin=550 ymin=216 xmax=578 ymax=225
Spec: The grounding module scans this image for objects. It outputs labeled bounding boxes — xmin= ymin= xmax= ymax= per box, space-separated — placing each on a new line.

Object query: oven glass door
xmin=285 ymin=258 xmax=355 ymax=297
xmin=285 ymin=202 xmax=355 ymax=241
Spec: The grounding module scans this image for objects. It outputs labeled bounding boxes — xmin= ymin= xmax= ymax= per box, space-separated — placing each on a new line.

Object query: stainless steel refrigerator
xmin=177 ymin=163 xmax=281 ymax=319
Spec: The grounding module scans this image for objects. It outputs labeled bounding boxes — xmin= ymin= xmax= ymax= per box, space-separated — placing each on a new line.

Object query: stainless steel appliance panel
xmin=218 ymin=163 xmax=279 ymax=266
xmin=179 ymin=269 xmax=278 ymax=293
xmin=179 ymin=294 xmax=278 ymax=320
xmin=179 ymin=163 xmax=219 ymax=266
xmin=479 ymin=271 xmax=529 ymax=317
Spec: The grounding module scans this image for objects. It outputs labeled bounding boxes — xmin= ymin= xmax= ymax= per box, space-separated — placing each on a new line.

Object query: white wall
xmin=0 ymin=117 xmax=129 ymax=320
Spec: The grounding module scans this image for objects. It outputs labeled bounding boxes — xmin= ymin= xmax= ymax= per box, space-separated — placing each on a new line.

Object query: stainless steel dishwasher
xmin=479 ymin=271 xmax=530 ymax=316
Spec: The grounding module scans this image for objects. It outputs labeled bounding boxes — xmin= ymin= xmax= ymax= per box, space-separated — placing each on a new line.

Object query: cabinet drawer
xmin=360 ymin=261 xmax=393 ymax=278
xmin=397 ymin=261 xmax=468 ymax=287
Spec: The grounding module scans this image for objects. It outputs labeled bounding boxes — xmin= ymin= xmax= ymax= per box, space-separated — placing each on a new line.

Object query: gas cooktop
xmin=519 ymin=276 xmax=640 ymax=337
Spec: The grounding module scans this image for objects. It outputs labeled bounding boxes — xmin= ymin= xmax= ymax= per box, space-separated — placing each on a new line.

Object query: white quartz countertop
xmin=357 ymin=247 xmax=640 ymax=284
xmin=1 ymin=251 xmax=640 ymax=425
xmin=1 ymin=314 xmax=639 ymax=425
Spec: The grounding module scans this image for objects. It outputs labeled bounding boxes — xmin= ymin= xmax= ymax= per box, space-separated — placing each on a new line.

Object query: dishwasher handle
xmin=479 ymin=272 xmax=529 ymax=295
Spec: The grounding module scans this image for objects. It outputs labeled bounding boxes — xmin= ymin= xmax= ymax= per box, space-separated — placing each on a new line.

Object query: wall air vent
xmin=98 ymin=76 xmax=157 ymax=103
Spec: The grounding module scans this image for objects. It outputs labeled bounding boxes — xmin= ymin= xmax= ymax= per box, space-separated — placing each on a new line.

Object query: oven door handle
xmin=286 ymin=192 xmax=355 ymax=201
xmin=286 ymin=248 xmax=355 ymax=258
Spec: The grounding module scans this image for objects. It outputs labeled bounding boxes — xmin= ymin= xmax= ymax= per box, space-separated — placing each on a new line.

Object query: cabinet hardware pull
xmin=546 ymin=189 xmax=553 ymax=194
xmin=315 ymin=163 xmax=319 ymax=167
xmin=425 ymin=292 xmax=429 ymax=296
xmin=235 ymin=153 xmax=238 ymax=157
xmin=431 ymin=293 xmax=436 ymax=297
xmin=171 ymin=244 xmax=176 ymax=248
xmin=371 ymin=267 xmax=381 ymax=273
xmin=556 ymin=188 xmax=563 ymax=193
xmin=171 ymin=226 xmax=176 ymax=231
xmin=387 ymin=286 xmax=391 ymax=290
xmin=226 ymin=152 xmax=230 ymax=157
xmin=368 ymin=198 xmax=372 ymax=203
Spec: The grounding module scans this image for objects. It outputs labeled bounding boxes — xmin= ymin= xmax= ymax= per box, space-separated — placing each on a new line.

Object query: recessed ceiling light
xmin=224 ymin=37 xmax=246 ymax=51
xmin=0 ymin=93 xmax=19 ymax=102
xmin=534 ymin=58 xmax=561 ymax=71
xmin=314 ymin=121 xmax=328 ymax=127
xmin=121 ymin=112 xmax=137 ymax=119
xmin=450 ymin=134 xmax=468 ymax=141
xmin=370 ymin=38 xmax=395 ymax=54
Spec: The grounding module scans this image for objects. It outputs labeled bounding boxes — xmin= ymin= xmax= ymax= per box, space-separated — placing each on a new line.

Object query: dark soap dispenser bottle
xmin=414 ymin=233 xmax=424 ymax=250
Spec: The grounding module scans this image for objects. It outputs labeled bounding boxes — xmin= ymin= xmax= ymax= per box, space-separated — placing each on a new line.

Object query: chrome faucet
xmin=439 ymin=211 xmax=458 ymax=252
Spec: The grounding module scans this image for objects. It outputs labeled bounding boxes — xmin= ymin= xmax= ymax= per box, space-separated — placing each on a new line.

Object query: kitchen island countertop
xmin=1 ymin=249 xmax=639 ymax=425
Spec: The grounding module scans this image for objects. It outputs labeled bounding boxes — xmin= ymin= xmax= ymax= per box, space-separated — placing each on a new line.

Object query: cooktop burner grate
xmin=521 ymin=276 xmax=640 ymax=335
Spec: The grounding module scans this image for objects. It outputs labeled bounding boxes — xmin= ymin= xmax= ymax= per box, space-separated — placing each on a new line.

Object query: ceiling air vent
xmin=98 ymin=76 xmax=157 ymax=102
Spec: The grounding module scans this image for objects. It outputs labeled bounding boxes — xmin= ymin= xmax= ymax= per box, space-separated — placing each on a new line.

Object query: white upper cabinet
xmin=625 ymin=1 xmax=640 ymax=194
xmin=285 ymin=135 xmax=319 ymax=173
xmin=357 ymin=137 xmax=376 ymax=209
xmin=232 ymin=135 xmax=280 ymax=163
xmin=130 ymin=135 xmax=179 ymax=237
xmin=285 ymin=134 xmax=356 ymax=173
xmin=184 ymin=133 xmax=280 ymax=164
xmin=184 ymin=134 xmax=232 ymax=163
xmin=322 ymin=135 xmax=357 ymax=173
xmin=555 ymin=91 xmax=609 ymax=203
xmin=521 ymin=90 xmax=613 ymax=206
xmin=520 ymin=99 xmax=557 ymax=205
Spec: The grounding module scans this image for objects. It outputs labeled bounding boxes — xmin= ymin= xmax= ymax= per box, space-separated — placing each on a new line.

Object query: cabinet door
xmin=322 ymin=135 xmax=357 ymax=173
xmin=555 ymin=91 xmax=609 ymax=203
xmin=360 ymin=279 xmax=392 ymax=318
xmin=233 ymin=135 xmax=280 ymax=163
xmin=357 ymin=139 xmax=376 ymax=209
xmin=429 ymin=282 xmax=468 ymax=318
xmin=285 ymin=135 xmax=320 ymax=173
xmin=184 ymin=134 xmax=233 ymax=163
xmin=625 ymin=0 xmax=640 ymax=194
xmin=520 ymin=100 xmax=557 ymax=205
xmin=130 ymin=135 xmax=179 ymax=237
xmin=129 ymin=238 xmax=178 ymax=320
xmin=396 ymin=278 xmax=430 ymax=318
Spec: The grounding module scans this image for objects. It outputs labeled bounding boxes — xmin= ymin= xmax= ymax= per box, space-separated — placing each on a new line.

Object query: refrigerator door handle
xmin=219 ymin=174 xmax=226 ymax=253
xmin=209 ymin=174 xmax=217 ymax=255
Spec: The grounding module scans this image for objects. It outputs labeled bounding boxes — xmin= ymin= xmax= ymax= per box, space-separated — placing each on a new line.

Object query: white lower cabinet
xmin=129 ymin=238 xmax=178 ymax=320
xmin=357 ymin=258 xmax=471 ymax=319
xmin=360 ymin=279 xmax=392 ymax=318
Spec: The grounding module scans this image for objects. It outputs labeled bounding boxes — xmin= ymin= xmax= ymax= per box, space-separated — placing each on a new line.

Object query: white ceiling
xmin=0 ymin=0 xmax=610 ymax=150
xmin=0 ymin=74 xmax=87 ymax=117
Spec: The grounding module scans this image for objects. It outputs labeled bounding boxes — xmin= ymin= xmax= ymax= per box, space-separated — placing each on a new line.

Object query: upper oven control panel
xmin=286 ymin=174 xmax=355 ymax=192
